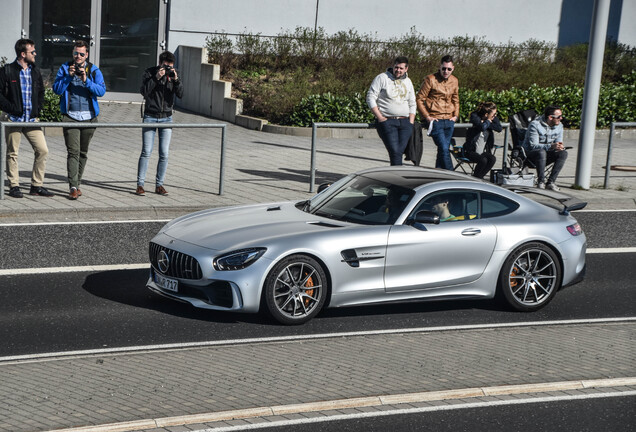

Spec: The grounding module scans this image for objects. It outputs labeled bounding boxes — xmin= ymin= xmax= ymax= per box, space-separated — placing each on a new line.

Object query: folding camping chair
xmin=450 ymin=138 xmax=475 ymax=175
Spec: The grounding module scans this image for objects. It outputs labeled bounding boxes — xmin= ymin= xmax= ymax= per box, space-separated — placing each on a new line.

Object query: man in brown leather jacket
xmin=416 ymin=55 xmax=459 ymax=171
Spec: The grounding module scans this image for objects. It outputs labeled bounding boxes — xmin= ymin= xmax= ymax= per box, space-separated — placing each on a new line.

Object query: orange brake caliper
xmin=510 ymin=266 xmax=519 ymax=288
xmin=304 ymin=272 xmax=315 ymax=306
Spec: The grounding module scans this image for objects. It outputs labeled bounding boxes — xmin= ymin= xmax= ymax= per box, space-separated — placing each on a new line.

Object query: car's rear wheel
xmin=264 ymin=255 xmax=328 ymax=325
xmin=498 ymin=242 xmax=561 ymax=311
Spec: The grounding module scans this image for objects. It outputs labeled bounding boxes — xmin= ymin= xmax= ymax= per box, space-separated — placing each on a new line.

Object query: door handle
xmin=461 ymin=228 xmax=481 ymax=236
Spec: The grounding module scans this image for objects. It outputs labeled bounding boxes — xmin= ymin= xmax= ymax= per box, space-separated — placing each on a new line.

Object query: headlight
xmin=213 ymin=248 xmax=267 ymax=271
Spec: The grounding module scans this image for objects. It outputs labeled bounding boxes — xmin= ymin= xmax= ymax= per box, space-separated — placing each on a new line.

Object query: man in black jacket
xmin=0 ymin=39 xmax=54 ymax=198
xmin=135 ymin=50 xmax=184 ymax=196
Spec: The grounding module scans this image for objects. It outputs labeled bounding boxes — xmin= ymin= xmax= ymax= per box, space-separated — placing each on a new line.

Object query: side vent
xmin=341 ymin=249 xmax=359 ymax=267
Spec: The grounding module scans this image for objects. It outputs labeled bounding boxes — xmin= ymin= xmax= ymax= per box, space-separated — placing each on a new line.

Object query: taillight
xmin=567 ymin=223 xmax=583 ymax=236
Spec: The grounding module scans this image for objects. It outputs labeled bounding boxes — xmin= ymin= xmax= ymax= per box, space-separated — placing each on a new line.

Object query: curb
xmin=48 ymin=377 xmax=636 ymax=432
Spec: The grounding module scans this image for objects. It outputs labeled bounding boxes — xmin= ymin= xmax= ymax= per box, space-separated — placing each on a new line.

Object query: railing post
xmin=310 ymin=123 xmax=318 ymax=193
xmin=219 ymin=124 xmax=226 ymax=195
xmin=0 ymin=122 xmax=5 ymax=200
xmin=604 ymin=122 xmax=616 ymax=189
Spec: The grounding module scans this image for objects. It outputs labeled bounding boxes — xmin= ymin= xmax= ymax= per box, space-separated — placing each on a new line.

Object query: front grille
xmin=149 ymin=242 xmax=203 ymax=280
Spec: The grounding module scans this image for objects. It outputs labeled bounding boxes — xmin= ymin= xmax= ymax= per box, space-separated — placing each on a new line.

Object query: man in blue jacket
xmin=53 ymin=40 xmax=106 ymax=200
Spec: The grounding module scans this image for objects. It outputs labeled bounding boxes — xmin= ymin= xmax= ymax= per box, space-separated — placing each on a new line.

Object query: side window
xmin=481 ymin=192 xmax=520 ymax=218
xmin=410 ymin=190 xmax=480 ymax=223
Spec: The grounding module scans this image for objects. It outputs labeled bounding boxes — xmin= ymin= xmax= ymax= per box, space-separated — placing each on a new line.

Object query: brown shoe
xmin=77 ymin=188 xmax=82 ymax=197
xmin=69 ymin=188 xmax=79 ymax=200
xmin=155 ymin=185 xmax=168 ymax=196
xmin=135 ymin=186 xmax=145 ymax=196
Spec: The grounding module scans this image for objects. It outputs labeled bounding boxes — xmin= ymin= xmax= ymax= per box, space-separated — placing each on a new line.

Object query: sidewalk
xmin=0 ymin=321 xmax=634 ymax=432
xmin=1 ymin=102 xmax=635 ymax=223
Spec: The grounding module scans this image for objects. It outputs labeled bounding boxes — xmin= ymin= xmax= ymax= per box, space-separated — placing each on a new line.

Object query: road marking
xmin=0 ymin=219 xmax=170 ymax=227
xmin=1 ymin=246 xmax=633 ymax=276
xmin=0 ymin=263 xmax=149 ymax=275
xmin=586 ymin=247 xmax=636 ymax=254
xmin=2 ymin=317 xmax=635 ymax=363
xmin=49 ymin=382 xmax=636 ymax=432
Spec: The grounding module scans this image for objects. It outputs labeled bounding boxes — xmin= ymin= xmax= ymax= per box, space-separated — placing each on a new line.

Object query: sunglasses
xmin=24 ymin=50 xmax=36 ymax=55
xmin=550 ymin=115 xmax=563 ymax=119
xmin=73 ymin=51 xmax=87 ymax=57
xmin=441 ymin=67 xmax=453 ymax=71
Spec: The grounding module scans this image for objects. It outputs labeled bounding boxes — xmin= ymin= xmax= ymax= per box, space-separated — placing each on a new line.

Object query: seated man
xmin=522 ymin=105 xmax=568 ymax=191
xmin=429 ymin=194 xmax=462 ymax=222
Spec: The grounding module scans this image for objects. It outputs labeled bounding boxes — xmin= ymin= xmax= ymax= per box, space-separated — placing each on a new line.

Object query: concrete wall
xmin=167 ymin=0 xmax=636 ymax=52
xmin=176 ymin=45 xmax=266 ymax=129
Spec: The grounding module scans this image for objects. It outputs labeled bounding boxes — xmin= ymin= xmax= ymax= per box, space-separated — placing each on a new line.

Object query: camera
xmin=74 ymin=63 xmax=84 ymax=75
xmin=164 ymin=65 xmax=176 ymax=78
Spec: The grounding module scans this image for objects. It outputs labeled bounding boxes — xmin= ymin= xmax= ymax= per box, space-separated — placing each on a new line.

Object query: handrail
xmin=310 ymin=122 xmax=510 ymax=193
xmin=0 ymin=121 xmax=226 ymax=199
xmin=604 ymin=122 xmax=636 ymax=189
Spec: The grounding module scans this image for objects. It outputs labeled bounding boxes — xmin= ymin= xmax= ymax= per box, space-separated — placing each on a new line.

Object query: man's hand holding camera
xmin=156 ymin=64 xmax=178 ymax=82
xmin=70 ymin=62 xmax=87 ymax=82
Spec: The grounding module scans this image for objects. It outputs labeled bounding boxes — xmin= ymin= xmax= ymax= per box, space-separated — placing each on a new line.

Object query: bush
xmin=207 ymin=27 xmax=635 ymax=126
xmin=284 ymin=71 xmax=636 ymax=128
xmin=40 ymin=88 xmax=62 ymax=122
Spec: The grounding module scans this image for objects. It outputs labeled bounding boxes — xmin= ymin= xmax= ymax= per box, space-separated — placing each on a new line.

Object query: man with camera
xmin=135 ymin=51 xmax=184 ymax=196
xmin=53 ymin=40 xmax=106 ymax=200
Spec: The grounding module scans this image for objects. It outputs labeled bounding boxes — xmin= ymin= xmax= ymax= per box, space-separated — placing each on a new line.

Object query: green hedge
xmin=40 ymin=88 xmax=62 ymax=122
xmin=284 ymin=71 xmax=636 ymax=128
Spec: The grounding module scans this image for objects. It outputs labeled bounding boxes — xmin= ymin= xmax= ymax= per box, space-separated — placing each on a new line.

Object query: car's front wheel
xmin=263 ymin=255 xmax=328 ymax=325
xmin=498 ymin=242 xmax=562 ymax=311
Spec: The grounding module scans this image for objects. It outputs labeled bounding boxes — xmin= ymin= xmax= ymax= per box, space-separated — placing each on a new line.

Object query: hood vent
xmin=266 ymin=206 xmax=281 ymax=211
xmin=308 ymin=221 xmax=343 ymax=228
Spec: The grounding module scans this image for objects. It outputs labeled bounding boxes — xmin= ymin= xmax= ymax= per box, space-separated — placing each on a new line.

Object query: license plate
xmin=155 ymin=273 xmax=178 ymax=292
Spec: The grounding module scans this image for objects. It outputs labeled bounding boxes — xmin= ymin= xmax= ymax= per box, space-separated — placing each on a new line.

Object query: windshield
xmin=303 ymin=175 xmax=414 ymax=225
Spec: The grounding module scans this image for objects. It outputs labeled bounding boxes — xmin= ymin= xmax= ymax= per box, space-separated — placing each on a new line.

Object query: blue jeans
xmin=430 ymin=119 xmax=455 ymax=170
xmin=376 ymin=118 xmax=413 ymax=165
xmin=137 ymin=115 xmax=173 ymax=187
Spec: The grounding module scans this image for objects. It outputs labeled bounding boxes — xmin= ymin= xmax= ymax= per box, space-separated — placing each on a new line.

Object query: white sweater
xmin=366 ymin=68 xmax=416 ymax=117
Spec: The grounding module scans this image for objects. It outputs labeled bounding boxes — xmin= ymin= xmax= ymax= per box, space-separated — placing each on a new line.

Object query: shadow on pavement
xmin=81 ymin=269 xmax=266 ymax=325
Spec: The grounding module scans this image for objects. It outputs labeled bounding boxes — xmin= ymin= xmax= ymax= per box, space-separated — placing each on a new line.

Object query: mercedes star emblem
xmin=157 ymin=250 xmax=170 ymax=273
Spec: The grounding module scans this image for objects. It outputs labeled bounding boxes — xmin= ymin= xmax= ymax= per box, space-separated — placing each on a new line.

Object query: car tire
xmin=263 ymin=254 xmax=328 ymax=325
xmin=498 ymin=242 xmax=562 ymax=312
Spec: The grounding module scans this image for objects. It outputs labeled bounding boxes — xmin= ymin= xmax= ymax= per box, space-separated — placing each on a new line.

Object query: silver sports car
xmin=147 ymin=166 xmax=587 ymax=324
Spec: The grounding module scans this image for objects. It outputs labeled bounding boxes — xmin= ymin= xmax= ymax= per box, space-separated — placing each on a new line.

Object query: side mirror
xmin=414 ymin=210 xmax=440 ymax=225
xmin=317 ymin=182 xmax=332 ymax=193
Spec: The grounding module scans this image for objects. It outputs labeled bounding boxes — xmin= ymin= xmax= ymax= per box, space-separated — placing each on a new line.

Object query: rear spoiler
xmin=501 ymin=185 xmax=588 ymax=215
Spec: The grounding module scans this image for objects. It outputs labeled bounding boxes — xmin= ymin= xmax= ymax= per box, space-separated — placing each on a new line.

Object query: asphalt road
xmin=0 ymin=210 xmax=634 ymax=432
xmin=257 ymin=394 xmax=636 ymax=432
xmin=0 ymin=211 xmax=634 ymax=357
xmin=0 ymin=211 xmax=634 ymax=270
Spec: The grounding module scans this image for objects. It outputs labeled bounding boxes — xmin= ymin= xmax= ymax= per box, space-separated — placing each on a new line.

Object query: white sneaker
xmin=546 ymin=182 xmax=560 ymax=191
xmin=537 ymin=182 xmax=546 ymax=189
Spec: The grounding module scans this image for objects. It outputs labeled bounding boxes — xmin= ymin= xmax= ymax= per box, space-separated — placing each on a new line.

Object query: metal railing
xmin=310 ymin=122 xmax=510 ymax=193
xmin=0 ymin=121 xmax=227 ymax=200
xmin=604 ymin=122 xmax=636 ymax=189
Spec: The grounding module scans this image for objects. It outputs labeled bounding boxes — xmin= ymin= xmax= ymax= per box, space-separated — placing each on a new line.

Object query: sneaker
xmin=8 ymin=186 xmax=23 ymax=198
xmin=537 ymin=182 xmax=546 ymax=189
xmin=69 ymin=187 xmax=79 ymax=200
xmin=29 ymin=185 xmax=54 ymax=197
xmin=155 ymin=185 xmax=168 ymax=196
xmin=546 ymin=182 xmax=561 ymax=191
xmin=135 ymin=186 xmax=146 ymax=196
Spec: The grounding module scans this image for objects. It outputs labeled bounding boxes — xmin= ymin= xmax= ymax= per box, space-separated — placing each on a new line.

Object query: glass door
xmin=98 ymin=0 xmax=162 ymax=94
xmin=28 ymin=0 xmax=166 ymax=96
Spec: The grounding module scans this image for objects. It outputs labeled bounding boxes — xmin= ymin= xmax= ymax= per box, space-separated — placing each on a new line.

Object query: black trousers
xmin=465 ymin=150 xmax=496 ymax=179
